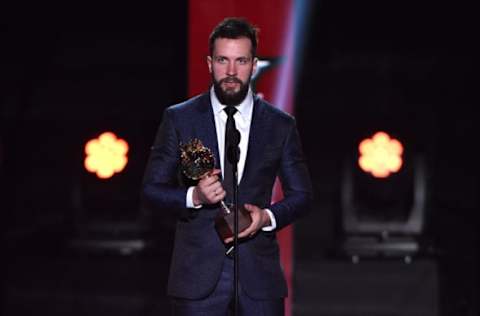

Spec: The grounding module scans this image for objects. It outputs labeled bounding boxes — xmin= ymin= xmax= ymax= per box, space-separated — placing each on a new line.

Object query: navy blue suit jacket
xmin=142 ymin=92 xmax=312 ymax=300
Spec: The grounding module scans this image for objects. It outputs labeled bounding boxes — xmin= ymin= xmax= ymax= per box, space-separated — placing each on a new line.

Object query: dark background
xmin=1 ymin=1 xmax=478 ymax=315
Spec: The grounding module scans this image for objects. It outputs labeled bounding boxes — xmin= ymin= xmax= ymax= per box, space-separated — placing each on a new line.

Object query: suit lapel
xmin=195 ymin=93 xmax=221 ymax=170
xmin=240 ymin=97 xmax=267 ymax=188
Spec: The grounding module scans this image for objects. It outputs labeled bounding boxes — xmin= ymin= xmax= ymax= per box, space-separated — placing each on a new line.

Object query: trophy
xmin=180 ymin=138 xmax=252 ymax=239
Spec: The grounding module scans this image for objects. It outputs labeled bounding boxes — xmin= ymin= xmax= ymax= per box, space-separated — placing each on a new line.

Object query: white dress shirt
xmin=185 ymin=87 xmax=276 ymax=231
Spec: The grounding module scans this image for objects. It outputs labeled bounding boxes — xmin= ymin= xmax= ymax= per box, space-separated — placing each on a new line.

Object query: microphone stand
xmin=226 ymin=130 xmax=241 ymax=316
xmin=232 ymin=157 xmax=239 ymax=316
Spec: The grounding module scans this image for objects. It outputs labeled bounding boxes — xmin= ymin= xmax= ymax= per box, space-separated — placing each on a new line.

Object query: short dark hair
xmin=209 ymin=17 xmax=258 ymax=57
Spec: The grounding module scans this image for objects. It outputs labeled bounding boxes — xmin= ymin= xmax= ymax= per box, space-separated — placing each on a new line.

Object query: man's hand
xmin=223 ymin=203 xmax=271 ymax=243
xmin=192 ymin=169 xmax=226 ymax=206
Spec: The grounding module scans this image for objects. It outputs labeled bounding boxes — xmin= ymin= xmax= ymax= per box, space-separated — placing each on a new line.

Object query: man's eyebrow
xmin=213 ymin=55 xmax=251 ymax=61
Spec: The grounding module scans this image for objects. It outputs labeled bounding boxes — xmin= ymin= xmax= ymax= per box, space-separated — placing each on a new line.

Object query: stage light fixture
xmin=340 ymin=131 xmax=427 ymax=260
xmin=84 ymin=132 xmax=129 ymax=179
xmin=72 ymin=131 xmax=150 ymax=255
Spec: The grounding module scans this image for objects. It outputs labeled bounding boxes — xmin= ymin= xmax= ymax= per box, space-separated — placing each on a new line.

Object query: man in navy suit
xmin=142 ymin=17 xmax=312 ymax=316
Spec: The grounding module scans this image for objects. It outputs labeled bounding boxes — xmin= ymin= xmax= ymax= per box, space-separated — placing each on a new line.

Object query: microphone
xmin=227 ymin=129 xmax=241 ymax=164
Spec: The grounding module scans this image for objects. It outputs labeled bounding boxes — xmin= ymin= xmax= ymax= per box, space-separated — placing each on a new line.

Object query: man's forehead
xmin=212 ymin=37 xmax=253 ymax=54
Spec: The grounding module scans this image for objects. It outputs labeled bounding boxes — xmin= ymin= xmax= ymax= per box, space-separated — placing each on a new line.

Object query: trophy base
xmin=215 ymin=205 xmax=252 ymax=240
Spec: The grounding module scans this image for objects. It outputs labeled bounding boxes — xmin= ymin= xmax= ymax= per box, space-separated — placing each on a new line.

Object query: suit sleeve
xmin=269 ymin=119 xmax=313 ymax=230
xmin=142 ymin=108 xmax=188 ymax=212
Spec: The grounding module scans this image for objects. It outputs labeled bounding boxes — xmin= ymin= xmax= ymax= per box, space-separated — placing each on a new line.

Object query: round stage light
xmin=358 ymin=131 xmax=403 ymax=178
xmin=84 ymin=132 xmax=129 ymax=179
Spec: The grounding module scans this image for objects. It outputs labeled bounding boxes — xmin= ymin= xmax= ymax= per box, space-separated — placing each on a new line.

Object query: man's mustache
xmin=220 ymin=77 xmax=243 ymax=85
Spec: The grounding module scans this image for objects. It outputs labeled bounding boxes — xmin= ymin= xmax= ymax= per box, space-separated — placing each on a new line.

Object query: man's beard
xmin=212 ymin=76 xmax=250 ymax=106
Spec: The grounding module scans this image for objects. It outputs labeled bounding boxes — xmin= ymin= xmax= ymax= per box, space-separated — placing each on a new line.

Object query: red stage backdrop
xmin=188 ymin=1 xmax=301 ymax=314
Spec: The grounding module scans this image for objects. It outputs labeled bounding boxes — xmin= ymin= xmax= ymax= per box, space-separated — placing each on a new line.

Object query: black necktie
xmin=223 ymin=106 xmax=238 ymax=203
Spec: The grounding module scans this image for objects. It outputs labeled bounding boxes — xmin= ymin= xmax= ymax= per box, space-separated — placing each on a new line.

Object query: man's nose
xmin=226 ymin=62 xmax=237 ymax=76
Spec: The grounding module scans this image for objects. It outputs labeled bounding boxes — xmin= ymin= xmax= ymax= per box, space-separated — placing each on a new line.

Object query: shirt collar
xmin=210 ymin=86 xmax=254 ymax=122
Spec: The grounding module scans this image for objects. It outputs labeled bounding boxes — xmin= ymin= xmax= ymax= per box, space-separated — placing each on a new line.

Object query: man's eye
xmin=216 ymin=57 xmax=226 ymax=63
xmin=238 ymin=58 xmax=249 ymax=64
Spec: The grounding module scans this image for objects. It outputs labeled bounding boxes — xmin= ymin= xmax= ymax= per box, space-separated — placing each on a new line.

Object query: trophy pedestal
xmin=215 ymin=205 xmax=252 ymax=240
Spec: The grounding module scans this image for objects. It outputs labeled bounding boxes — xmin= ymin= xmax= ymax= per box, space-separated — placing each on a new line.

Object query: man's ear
xmin=207 ymin=56 xmax=213 ymax=74
xmin=252 ymin=57 xmax=258 ymax=74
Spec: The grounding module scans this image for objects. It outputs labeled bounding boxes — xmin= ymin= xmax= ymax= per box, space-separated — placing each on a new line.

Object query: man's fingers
xmin=212 ymin=191 xmax=226 ymax=203
xmin=238 ymin=228 xmax=254 ymax=238
xmin=199 ymin=176 xmax=219 ymax=187
xmin=224 ymin=230 xmax=251 ymax=243
xmin=199 ymin=169 xmax=221 ymax=179
xmin=244 ymin=203 xmax=259 ymax=213
xmin=199 ymin=169 xmax=221 ymax=183
xmin=197 ymin=170 xmax=225 ymax=204
xmin=206 ymin=182 xmax=225 ymax=202
xmin=210 ymin=169 xmax=222 ymax=175
xmin=223 ymin=226 xmax=256 ymax=243
xmin=209 ymin=181 xmax=224 ymax=193
xmin=196 ymin=181 xmax=225 ymax=205
xmin=238 ymin=215 xmax=260 ymax=238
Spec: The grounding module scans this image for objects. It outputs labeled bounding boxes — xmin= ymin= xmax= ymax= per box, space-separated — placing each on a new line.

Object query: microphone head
xmin=227 ymin=145 xmax=240 ymax=164
xmin=226 ymin=128 xmax=241 ymax=147
xmin=226 ymin=128 xmax=241 ymax=164
xmin=232 ymin=129 xmax=241 ymax=146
